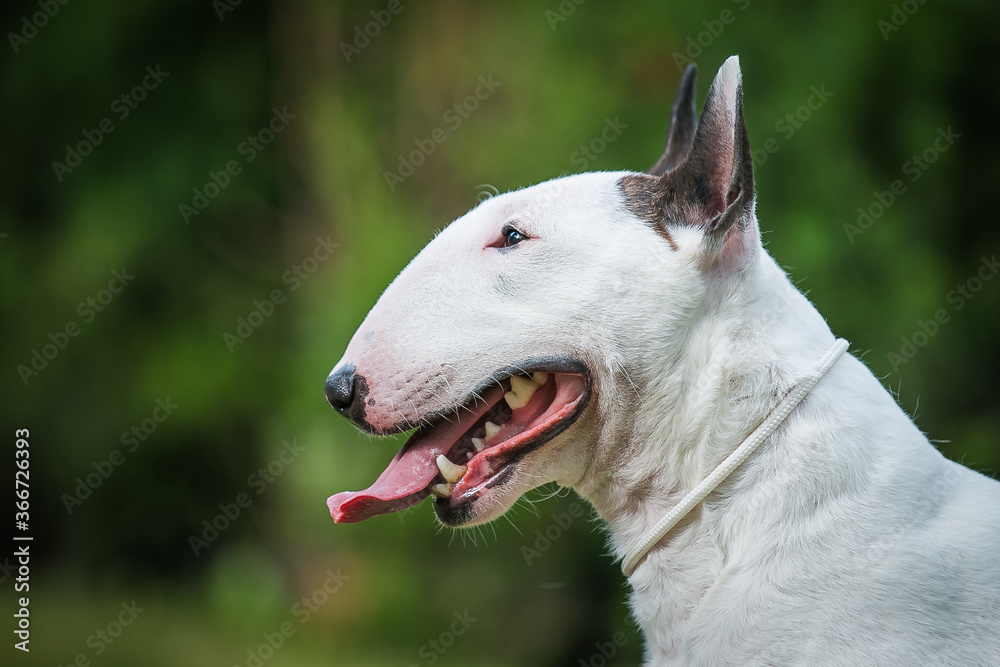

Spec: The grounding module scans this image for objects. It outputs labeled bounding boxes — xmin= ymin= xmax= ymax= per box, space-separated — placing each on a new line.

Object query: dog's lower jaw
xmin=434 ymin=412 xmax=600 ymax=528
xmin=430 ymin=459 xmax=521 ymax=527
xmin=432 ymin=496 xmax=478 ymax=526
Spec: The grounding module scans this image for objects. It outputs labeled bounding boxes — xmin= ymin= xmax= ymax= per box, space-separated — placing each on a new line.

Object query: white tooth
xmin=510 ymin=374 xmax=539 ymax=398
xmin=436 ymin=454 xmax=467 ymax=484
xmin=471 ymin=437 xmax=485 ymax=452
xmin=430 ymin=483 xmax=453 ymax=498
xmin=504 ymin=375 xmax=540 ymax=410
xmin=484 ymin=421 xmax=501 ymax=441
xmin=466 ymin=452 xmax=473 ymax=461
xmin=532 ymin=372 xmax=549 ymax=386
xmin=504 ymin=390 xmax=530 ymax=410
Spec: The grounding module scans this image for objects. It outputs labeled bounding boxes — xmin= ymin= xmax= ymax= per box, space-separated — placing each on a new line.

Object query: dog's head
xmin=325 ymin=56 xmax=758 ymax=527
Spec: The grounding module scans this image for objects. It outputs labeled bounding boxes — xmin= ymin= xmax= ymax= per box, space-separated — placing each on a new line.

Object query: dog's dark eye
xmin=501 ymin=225 xmax=527 ymax=248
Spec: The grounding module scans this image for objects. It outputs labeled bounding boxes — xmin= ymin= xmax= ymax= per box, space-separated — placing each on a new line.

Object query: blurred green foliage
xmin=1 ymin=0 xmax=998 ymax=665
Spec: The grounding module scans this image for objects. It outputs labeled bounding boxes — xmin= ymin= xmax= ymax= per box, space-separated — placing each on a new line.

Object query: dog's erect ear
xmin=649 ymin=64 xmax=698 ymax=176
xmin=670 ymin=55 xmax=757 ymax=270
xmin=619 ymin=56 xmax=757 ymax=271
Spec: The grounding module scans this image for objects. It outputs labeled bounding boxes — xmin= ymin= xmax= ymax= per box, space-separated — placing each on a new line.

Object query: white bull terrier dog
xmin=324 ymin=56 xmax=1000 ymax=665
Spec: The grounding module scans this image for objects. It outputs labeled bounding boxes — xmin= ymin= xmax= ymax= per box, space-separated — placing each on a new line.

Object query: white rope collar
xmin=621 ymin=338 xmax=849 ymax=578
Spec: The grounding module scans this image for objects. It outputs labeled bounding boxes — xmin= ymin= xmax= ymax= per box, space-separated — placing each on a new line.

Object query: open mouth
xmin=327 ymin=363 xmax=590 ymax=523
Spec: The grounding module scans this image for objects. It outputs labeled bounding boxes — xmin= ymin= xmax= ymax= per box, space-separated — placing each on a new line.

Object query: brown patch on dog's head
xmin=619 ymin=173 xmax=679 ymax=250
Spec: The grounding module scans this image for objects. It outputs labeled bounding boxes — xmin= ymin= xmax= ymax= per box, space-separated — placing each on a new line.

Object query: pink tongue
xmin=326 ymin=436 xmax=443 ymax=523
xmin=327 ymin=385 xmax=503 ymax=523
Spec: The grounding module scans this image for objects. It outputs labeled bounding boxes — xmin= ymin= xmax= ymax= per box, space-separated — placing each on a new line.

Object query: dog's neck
xmin=573 ymin=250 xmax=864 ymax=661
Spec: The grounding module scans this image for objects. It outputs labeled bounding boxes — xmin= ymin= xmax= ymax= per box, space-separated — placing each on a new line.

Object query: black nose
xmin=325 ymin=364 xmax=372 ymax=427
xmin=325 ymin=365 xmax=356 ymax=416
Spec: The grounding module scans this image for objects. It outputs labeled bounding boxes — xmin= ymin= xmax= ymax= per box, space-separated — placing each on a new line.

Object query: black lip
xmin=343 ymin=356 xmax=591 ymax=437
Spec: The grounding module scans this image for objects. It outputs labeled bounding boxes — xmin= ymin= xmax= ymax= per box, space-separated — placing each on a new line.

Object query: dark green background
xmin=2 ymin=0 xmax=998 ymax=665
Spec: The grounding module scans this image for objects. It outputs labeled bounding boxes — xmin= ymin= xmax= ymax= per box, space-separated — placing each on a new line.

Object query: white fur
xmin=330 ymin=168 xmax=1000 ymax=664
